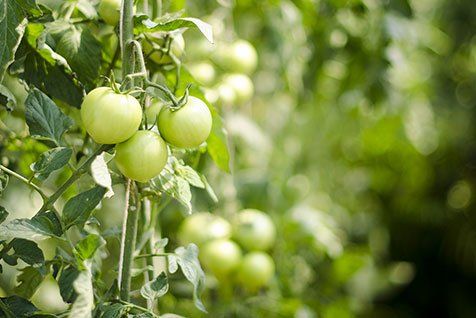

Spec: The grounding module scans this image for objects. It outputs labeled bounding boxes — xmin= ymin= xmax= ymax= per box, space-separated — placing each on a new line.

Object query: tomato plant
xmin=80 ymin=86 xmax=142 ymax=144
xmin=158 ymin=96 xmax=213 ymax=148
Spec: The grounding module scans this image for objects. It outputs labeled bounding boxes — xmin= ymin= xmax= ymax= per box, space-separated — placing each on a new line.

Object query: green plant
xmin=0 ymin=0 xmax=229 ymax=316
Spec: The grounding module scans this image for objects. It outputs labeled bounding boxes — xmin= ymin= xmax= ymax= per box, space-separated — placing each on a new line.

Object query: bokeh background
xmin=1 ymin=0 xmax=476 ymax=317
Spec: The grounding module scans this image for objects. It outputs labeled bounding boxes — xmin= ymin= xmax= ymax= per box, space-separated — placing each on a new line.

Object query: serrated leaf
xmin=62 ymin=186 xmax=106 ymax=230
xmin=152 ymin=169 xmax=192 ymax=213
xmin=31 ymin=147 xmax=72 ymax=180
xmin=99 ymin=303 xmax=127 ymax=318
xmin=140 ymin=272 xmax=169 ymax=302
xmin=174 ymin=244 xmax=206 ymax=312
xmin=2 ymin=238 xmax=44 ymax=266
xmin=17 ymin=0 xmax=43 ymax=17
xmin=0 ymin=84 xmax=16 ymax=111
xmin=134 ymin=16 xmax=213 ymax=43
xmin=58 ymin=265 xmax=79 ymax=303
xmin=0 ymin=211 xmax=62 ymax=241
xmin=25 ymin=88 xmax=73 ymax=145
xmin=15 ymin=24 xmax=84 ymax=107
xmin=91 ymin=153 xmax=114 ymax=198
xmin=0 ymin=296 xmax=40 ymax=317
xmin=0 ymin=206 xmax=8 ymax=224
xmin=68 ymin=266 xmax=94 ymax=318
xmin=154 ymin=238 xmax=169 ymax=250
xmin=53 ymin=24 xmax=101 ymax=89
xmin=73 ymin=234 xmax=105 ymax=268
xmin=14 ymin=266 xmax=46 ymax=298
xmin=0 ymin=0 xmax=28 ymax=82
xmin=175 ymin=164 xmax=204 ymax=188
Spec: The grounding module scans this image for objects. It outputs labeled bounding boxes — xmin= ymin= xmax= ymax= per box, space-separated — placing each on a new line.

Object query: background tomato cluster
xmin=1 ymin=0 xmax=476 ymax=317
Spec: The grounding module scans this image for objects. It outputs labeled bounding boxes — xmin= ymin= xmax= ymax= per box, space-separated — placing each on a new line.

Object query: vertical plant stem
xmin=118 ymin=0 xmax=138 ymax=301
xmin=118 ymin=180 xmax=140 ymax=301
xmin=152 ymin=0 xmax=162 ymax=18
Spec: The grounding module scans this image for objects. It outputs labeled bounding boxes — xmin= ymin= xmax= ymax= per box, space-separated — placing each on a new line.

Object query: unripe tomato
xmin=215 ymin=40 xmax=258 ymax=74
xmin=143 ymin=33 xmax=185 ymax=65
xmin=233 ymin=209 xmax=276 ymax=251
xmin=238 ymin=252 xmax=275 ymax=291
xmin=178 ymin=212 xmax=232 ymax=246
xmin=189 ymin=62 xmax=216 ymax=86
xmin=98 ymin=0 xmax=120 ymax=26
xmin=223 ymin=73 xmax=254 ymax=104
xmin=80 ymin=87 xmax=142 ymax=144
xmin=145 ymin=100 xmax=164 ymax=125
xmin=215 ymin=83 xmax=236 ymax=106
xmin=114 ymin=130 xmax=168 ymax=182
xmin=158 ymin=96 xmax=212 ymax=148
xmin=200 ymin=239 xmax=242 ymax=278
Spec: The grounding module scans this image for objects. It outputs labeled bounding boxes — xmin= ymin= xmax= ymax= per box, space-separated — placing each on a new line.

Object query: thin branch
xmin=0 ymin=165 xmax=47 ymax=200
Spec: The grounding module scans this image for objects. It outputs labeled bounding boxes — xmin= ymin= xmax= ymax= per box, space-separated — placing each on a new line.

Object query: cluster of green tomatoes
xmin=177 ymin=209 xmax=276 ymax=292
xmin=81 ymin=88 xmax=212 ymax=182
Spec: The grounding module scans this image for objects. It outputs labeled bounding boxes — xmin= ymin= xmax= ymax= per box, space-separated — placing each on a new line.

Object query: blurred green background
xmin=2 ymin=0 xmax=476 ymax=317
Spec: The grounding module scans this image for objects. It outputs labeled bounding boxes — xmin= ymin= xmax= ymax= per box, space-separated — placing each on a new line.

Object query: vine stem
xmin=118 ymin=0 xmax=139 ymax=302
xmin=0 ymin=165 xmax=46 ymax=200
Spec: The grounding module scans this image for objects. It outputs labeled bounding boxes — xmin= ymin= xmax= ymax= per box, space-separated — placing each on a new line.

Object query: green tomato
xmin=189 ymin=62 xmax=216 ymax=86
xmin=215 ymin=40 xmax=258 ymax=74
xmin=114 ymin=130 xmax=168 ymax=182
xmin=80 ymin=87 xmax=142 ymax=144
xmin=223 ymin=73 xmax=254 ymax=104
xmin=145 ymin=100 xmax=164 ymax=125
xmin=233 ymin=209 xmax=276 ymax=251
xmin=178 ymin=212 xmax=232 ymax=246
xmin=214 ymin=83 xmax=237 ymax=106
xmin=98 ymin=0 xmax=120 ymax=26
xmin=158 ymin=96 xmax=212 ymax=148
xmin=143 ymin=33 xmax=185 ymax=65
xmin=238 ymin=252 xmax=275 ymax=291
xmin=200 ymin=239 xmax=242 ymax=279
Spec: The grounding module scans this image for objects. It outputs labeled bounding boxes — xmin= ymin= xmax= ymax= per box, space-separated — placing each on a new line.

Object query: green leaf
xmin=134 ymin=16 xmax=213 ymax=43
xmin=0 ymin=207 xmax=8 ymax=224
xmin=91 ymin=152 xmax=114 ymax=198
xmin=0 ymin=0 xmax=28 ymax=82
xmin=0 ymin=211 xmax=62 ymax=241
xmin=31 ymin=147 xmax=72 ymax=180
xmin=57 ymin=265 xmax=80 ymax=303
xmin=200 ymin=174 xmax=218 ymax=203
xmin=99 ymin=303 xmax=127 ymax=318
xmin=17 ymin=0 xmax=43 ymax=17
xmin=0 ymin=296 xmax=39 ymax=317
xmin=52 ymin=24 xmax=101 ymax=90
xmin=14 ymin=266 xmax=46 ymax=298
xmin=154 ymin=238 xmax=169 ymax=250
xmin=68 ymin=266 xmax=94 ymax=318
xmin=25 ymin=88 xmax=73 ymax=145
xmin=174 ymin=163 xmax=205 ymax=188
xmin=62 ymin=186 xmax=106 ymax=230
xmin=174 ymin=244 xmax=206 ymax=313
xmin=1 ymin=238 xmax=45 ymax=266
xmin=0 ymin=84 xmax=16 ymax=111
xmin=140 ymin=272 xmax=169 ymax=302
xmin=15 ymin=24 xmax=84 ymax=108
xmin=152 ymin=169 xmax=192 ymax=214
xmin=73 ymin=234 xmax=105 ymax=268
xmin=76 ymin=0 xmax=97 ymax=19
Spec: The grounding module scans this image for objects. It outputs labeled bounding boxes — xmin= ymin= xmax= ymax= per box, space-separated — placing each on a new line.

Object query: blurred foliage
xmin=1 ymin=0 xmax=476 ymax=317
